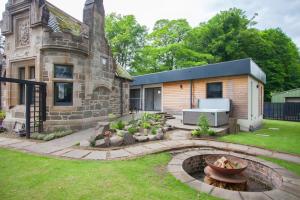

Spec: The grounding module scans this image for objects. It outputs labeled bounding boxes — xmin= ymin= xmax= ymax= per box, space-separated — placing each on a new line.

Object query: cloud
xmin=0 ymin=0 xmax=299 ymax=47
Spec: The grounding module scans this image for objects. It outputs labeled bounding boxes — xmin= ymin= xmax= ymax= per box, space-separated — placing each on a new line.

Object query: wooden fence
xmin=264 ymin=102 xmax=300 ymax=121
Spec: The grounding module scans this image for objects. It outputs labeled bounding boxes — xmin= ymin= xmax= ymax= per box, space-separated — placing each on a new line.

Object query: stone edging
xmin=0 ymin=137 xmax=300 ymax=164
xmin=167 ymin=150 xmax=300 ymax=200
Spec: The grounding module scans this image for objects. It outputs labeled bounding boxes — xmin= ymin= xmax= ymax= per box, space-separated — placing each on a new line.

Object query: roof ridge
xmin=133 ymin=58 xmax=251 ymax=78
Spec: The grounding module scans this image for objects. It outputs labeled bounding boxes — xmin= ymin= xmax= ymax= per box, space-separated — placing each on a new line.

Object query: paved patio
xmin=0 ymin=130 xmax=300 ymax=163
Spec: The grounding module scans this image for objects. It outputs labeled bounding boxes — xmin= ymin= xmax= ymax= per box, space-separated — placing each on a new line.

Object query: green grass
xmin=260 ymin=156 xmax=300 ymax=176
xmin=219 ymin=120 xmax=300 ymax=155
xmin=0 ymin=148 xmax=219 ymax=200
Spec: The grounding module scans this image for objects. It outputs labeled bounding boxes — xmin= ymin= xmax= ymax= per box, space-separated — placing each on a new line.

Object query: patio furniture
xmin=182 ymin=98 xmax=231 ymax=127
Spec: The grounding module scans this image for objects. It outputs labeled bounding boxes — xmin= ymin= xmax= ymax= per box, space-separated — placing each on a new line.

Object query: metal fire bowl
xmin=205 ymin=155 xmax=248 ymax=175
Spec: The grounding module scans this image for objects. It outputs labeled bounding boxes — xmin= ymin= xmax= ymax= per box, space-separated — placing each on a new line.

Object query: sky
xmin=0 ymin=0 xmax=299 ymax=47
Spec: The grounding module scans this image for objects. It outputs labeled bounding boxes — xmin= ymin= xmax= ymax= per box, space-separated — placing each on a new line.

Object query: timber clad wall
xmin=163 ymin=75 xmax=249 ymax=119
xmin=163 ymin=81 xmax=191 ymax=112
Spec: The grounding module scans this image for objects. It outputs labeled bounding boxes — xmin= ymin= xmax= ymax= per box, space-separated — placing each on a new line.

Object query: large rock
xmin=94 ymin=123 xmax=110 ymax=140
xmin=123 ymin=132 xmax=135 ymax=145
xmin=156 ymin=129 xmax=164 ymax=140
xmin=110 ymin=135 xmax=124 ymax=146
xmin=95 ymin=138 xmax=110 ymax=148
xmin=148 ymin=134 xmax=157 ymax=141
xmin=134 ymin=135 xmax=149 ymax=142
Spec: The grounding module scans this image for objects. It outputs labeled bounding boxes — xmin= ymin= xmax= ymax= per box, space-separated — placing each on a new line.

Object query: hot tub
xmin=182 ymin=99 xmax=230 ymax=127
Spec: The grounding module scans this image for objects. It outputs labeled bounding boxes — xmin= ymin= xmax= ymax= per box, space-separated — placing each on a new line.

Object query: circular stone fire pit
xmin=168 ymin=149 xmax=300 ymax=200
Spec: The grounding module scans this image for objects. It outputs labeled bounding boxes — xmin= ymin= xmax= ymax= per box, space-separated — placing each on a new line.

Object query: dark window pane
xmin=29 ymin=66 xmax=35 ymax=79
xmin=207 ymin=82 xmax=223 ymax=98
xmin=54 ymin=65 xmax=73 ymax=79
xmin=19 ymin=67 xmax=25 ymax=104
xmin=54 ymin=82 xmax=73 ymax=106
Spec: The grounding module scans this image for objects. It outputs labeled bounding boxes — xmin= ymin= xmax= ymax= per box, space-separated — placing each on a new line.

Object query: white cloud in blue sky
xmin=0 ymin=0 xmax=299 ymax=47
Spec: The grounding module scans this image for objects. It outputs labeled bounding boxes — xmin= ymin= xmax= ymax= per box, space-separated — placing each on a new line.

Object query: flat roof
xmin=131 ymin=58 xmax=266 ymax=86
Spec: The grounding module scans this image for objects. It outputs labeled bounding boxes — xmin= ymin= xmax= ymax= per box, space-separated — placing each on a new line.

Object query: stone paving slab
xmin=51 ymin=148 xmax=73 ymax=156
xmin=62 ymin=150 xmax=91 ymax=159
xmin=84 ymin=151 xmax=107 ymax=160
xmin=8 ymin=141 xmax=36 ymax=149
xmin=109 ymin=149 xmax=131 ymax=159
xmin=264 ymin=189 xmax=299 ymax=200
xmin=211 ymin=187 xmax=242 ymax=200
xmin=124 ymin=146 xmax=152 ymax=155
xmin=0 ymin=137 xmax=9 ymax=142
xmin=272 ymin=152 xmax=300 ymax=163
xmin=240 ymin=192 xmax=272 ymax=200
xmin=0 ymin=139 xmax=23 ymax=146
xmin=187 ymin=180 xmax=214 ymax=194
xmin=172 ymin=172 xmax=194 ymax=183
xmin=143 ymin=142 xmax=168 ymax=150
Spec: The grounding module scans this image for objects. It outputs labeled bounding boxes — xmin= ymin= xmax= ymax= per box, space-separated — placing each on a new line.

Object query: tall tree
xmin=132 ymin=19 xmax=214 ymax=74
xmin=105 ymin=13 xmax=147 ymax=69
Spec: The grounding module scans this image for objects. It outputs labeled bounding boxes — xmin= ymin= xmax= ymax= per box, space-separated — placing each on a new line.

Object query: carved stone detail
xmin=16 ymin=17 xmax=30 ymax=47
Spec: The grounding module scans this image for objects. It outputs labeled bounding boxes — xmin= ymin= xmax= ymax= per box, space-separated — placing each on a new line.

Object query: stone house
xmin=0 ymin=0 xmax=132 ymax=131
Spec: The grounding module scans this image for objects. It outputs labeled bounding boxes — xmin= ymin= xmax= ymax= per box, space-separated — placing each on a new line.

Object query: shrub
xmin=151 ymin=128 xmax=158 ymax=135
xmin=198 ymin=115 xmax=209 ymax=134
xmin=0 ymin=110 xmax=6 ymax=120
xmin=208 ymin=129 xmax=216 ymax=136
xmin=110 ymin=120 xmax=125 ymax=130
xmin=191 ymin=129 xmax=203 ymax=137
xmin=37 ymin=134 xmax=46 ymax=140
xmin=128 ymin=126 xmax=138 ymax=134
xmin=141 ymin=122 xmax=151 ymax=129
xmin=43 ymin=133 xmax=56 ymax=141
xmin=55 ymin=130 xmax=73 ymax=138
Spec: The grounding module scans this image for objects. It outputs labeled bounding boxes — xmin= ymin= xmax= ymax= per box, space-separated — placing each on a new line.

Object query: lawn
xmin=0 ymin=148 xmax=219 ymax=200
xmin=219 ymin=120 xmax=300 ymax=155
xmin=260 ymin=156 xmax=300 ymax=176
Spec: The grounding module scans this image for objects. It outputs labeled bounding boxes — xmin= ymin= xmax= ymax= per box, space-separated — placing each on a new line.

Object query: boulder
xmin=116 ymin=130 xmax=127 ymax=137
xmin=148 ymin=134 xmax=157 ymax=141
xmin=110 ymin=135 xmax=124 ymax=146
xmin=134 ymin=135 xmax=149 ymax=142
xmin=156 ymin=129 xmax=164 ymax=140
xmin=95 ymin=138 xmax=110 ymax=148
xmin=123 ymin=132 xmax=136 ymax=145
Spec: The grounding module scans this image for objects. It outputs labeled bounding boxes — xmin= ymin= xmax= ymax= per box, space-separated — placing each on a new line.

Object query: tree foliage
xmin=105 ymin=8 xmax=300 ymax=100
xmin=105 ymin=13 xmax=147 ymax=69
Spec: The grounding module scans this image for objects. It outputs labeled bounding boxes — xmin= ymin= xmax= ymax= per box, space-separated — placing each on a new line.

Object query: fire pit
xmin=168 ymin=150 xmax=300 ymax=200
xmin=204 ymin=155 xmax=249 ymax=191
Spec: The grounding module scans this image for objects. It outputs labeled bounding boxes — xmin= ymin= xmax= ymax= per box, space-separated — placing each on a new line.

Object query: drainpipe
xmin=120 ymin=79 xmax=123 ymax=116
xmin=190 ymin=80 xmax=193 ymax=109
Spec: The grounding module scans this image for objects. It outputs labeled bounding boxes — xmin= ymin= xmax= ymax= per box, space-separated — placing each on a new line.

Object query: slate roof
xmin=131 ymin=58 xmax=266 ymax=86
xmin=116 ymin=65 xmax=133 ymax=81
xmin=46 ymin=1 xmax=82 ymax=36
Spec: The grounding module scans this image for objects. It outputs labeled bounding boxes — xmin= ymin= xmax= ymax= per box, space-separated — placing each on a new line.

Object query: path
xmin=0 ymin=130 xmax=300 ymax=164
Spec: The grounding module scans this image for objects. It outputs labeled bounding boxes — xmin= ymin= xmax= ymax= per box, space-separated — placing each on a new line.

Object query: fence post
xmin=26 ymin=84 xmax=33 ymax=139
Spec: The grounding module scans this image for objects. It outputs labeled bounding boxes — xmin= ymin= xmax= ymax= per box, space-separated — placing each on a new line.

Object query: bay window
xmin=53 ymin=65 xmax=73 ymax=106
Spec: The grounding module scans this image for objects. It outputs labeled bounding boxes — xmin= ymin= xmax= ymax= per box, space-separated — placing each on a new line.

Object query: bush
xmin=43 ymin=133 xmax=56 ymax=141
xmin=89 ymin=136 xmax=96 ymax=147
xmin=208 ymin=129 xmax=216 ymax=136
xmin=151 ymin=128 xmax=158 ymax=135
xmin=108 ymin=113 xmax=116 ymax=122
xmin=37 ymin=134 xmax=46 ymax=140
xmin=55 ymin=130 xmax=73 ymax=138
xmin=198 ymin=115 xmax=209 ymax=134
xmin=191 ymin=129 xmax=203 ymax=137
xmin=110 ymin=120 xmax=125 ymax=130
xmin=0 ymin=110 xmax=6 ymax=120
xmin=128 ymin=126 xmax=138 ymax=134
xmin=141 ymin=122 xmax=151 ymax=129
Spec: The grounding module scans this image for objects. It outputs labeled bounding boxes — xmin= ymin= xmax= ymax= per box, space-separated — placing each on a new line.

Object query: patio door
xmin=144 ymin=87 xmax=161 ymax=111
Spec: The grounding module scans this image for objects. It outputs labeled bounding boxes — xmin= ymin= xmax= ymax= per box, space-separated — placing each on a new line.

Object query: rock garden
xmin=89 ymin=113 xmax=173 ymax=148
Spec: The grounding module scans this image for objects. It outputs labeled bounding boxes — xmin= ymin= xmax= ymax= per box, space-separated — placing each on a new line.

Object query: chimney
xmin=83 ymin=0 xmax=105 ymax=43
